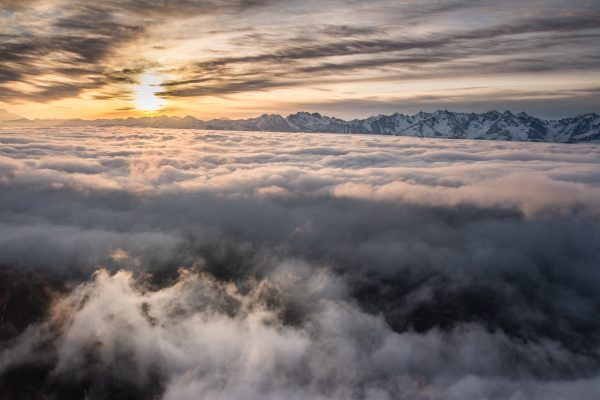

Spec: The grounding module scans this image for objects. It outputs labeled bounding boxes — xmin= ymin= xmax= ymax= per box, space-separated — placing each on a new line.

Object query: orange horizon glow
xmin=1 ymin=1 xmax=599 ymax=121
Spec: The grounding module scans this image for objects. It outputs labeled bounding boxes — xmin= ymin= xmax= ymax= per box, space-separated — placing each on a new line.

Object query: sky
xmin=1 ymin=0 xmax=599 ymax=120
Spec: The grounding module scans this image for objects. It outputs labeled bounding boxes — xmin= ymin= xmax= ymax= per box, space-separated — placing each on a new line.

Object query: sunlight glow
xmin=133 ymin=73 xmax=166 ymax=112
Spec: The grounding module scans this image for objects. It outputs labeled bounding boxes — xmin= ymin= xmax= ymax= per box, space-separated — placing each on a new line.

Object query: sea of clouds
xmin=1 ymin=127 xmax=600 ymax=399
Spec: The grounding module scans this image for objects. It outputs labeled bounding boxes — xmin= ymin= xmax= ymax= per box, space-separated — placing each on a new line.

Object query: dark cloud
xmin=297 ymin=88 xmax=600 ymax=120
xmin=0 ymin=0 xmax=276 ymax=102
xmin=0 ymin=2 xmax=145 ymax=102
xmin=0 ymin=0 xmax=41 ymax=10
xmin=161 ymin=12 xmax=600 ymax=101
xmin=319 ymin=24 xmax=379 ymax=38
xmin=1 ymin=0 xmax=599 ymax=113
xmin=197 ymin=13 xmax=600 ymax=67
xmin=1 ymin=127 xmax=600 ymax=398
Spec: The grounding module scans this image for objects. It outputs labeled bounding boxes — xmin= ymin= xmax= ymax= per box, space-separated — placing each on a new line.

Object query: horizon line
xmin=3 ymin=108 xmax=599 ymax=124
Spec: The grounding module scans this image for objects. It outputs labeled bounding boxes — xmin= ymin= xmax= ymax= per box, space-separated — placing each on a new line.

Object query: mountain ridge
xmin=2 ymin=110 xmax=599 ymax=143
xmin=0 ymin=108 xmax=23 ymax=121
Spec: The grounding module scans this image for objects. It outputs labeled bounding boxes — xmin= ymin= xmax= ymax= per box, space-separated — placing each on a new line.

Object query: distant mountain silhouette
xmin=3 ymin=110 xmax=599 ymax=142
xmin=0 ymin=108 xmax=23 ymax=121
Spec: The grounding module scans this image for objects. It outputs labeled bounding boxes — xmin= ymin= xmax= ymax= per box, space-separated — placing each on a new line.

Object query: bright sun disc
xmin=133 ymin=73 xmax=166 ymax=112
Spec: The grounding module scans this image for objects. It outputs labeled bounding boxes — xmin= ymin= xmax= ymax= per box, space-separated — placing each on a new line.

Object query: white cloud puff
xmin=1 ymin=127 xmax=600 ymax=399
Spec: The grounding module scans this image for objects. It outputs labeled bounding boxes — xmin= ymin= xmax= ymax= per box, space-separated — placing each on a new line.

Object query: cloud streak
xmin=0 ymin=0 xmax=599 ymax=118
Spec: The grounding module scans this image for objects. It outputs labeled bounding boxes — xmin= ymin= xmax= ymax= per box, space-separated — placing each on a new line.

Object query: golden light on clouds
xmin=133 ymin=74 xmax=166 ymax=112
xmin=0 ymin=1 xmax=599 ymax=119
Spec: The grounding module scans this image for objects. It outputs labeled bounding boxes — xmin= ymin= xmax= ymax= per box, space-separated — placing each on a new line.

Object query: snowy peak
xmin=549 ymin=112 xmax=600 ymax=142
xmin=484 ymin=111 xmax=548 ymax=141
xmin=2 ymin=110 xmax=598 ymax=143
xmin=286 ymin=111 xmax=350 ymax=133
xmin=288 ymin=110 xmax=599 ymax=142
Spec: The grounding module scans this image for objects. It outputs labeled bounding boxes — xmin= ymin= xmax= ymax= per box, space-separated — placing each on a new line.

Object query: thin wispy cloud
xmin=0 ymin=0 xmax=598 ymax=118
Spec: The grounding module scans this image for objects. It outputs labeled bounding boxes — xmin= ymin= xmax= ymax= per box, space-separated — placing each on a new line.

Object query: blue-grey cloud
xmin=0 ymin=127 xmax=600 ymax=399
xmin=0 ymin=0 xmax=598 ymax=118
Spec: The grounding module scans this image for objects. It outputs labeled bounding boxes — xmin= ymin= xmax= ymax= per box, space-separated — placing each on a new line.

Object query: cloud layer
xmin=1 ymin=127 xmax=600 ymax=399
xmin=1 ymin=0 xmax=599 ymax=118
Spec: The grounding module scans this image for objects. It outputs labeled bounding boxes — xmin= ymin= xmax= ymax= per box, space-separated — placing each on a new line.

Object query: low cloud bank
xmin=1 ymin=127 xmax=600 ymax=399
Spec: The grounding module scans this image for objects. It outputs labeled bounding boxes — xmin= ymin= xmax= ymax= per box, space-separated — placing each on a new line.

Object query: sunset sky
xmin=1 ymin=0 xmax=599 ymax=120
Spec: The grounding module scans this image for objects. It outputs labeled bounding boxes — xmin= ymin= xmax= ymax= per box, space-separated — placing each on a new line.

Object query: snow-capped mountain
xmin=3 ymin=110 xmax=599 ymax=143
xmin=204 ymin=114 xmax=293 ymax=132
xmin=546 ymin=113 xmax=600 ymax=142
xmin=282 ymin=110 xmax=600 ymax=142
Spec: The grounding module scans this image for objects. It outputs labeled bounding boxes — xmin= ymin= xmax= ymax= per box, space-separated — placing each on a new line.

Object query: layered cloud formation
xmin=1 ymin=127 xmax=600 ymax=399
xmin=1 ymin=0 xmax=600 ymax=118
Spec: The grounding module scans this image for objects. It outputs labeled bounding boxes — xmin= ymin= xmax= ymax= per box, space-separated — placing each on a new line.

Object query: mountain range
xmin=1 ymin=109 xmax=599 ymax=143
xmin=0 ymin=108 xmax=22 ymax=121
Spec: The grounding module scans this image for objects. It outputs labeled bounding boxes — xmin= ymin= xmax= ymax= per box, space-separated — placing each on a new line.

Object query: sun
xmin=133 ymin=73 xmax=166 ymax=112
